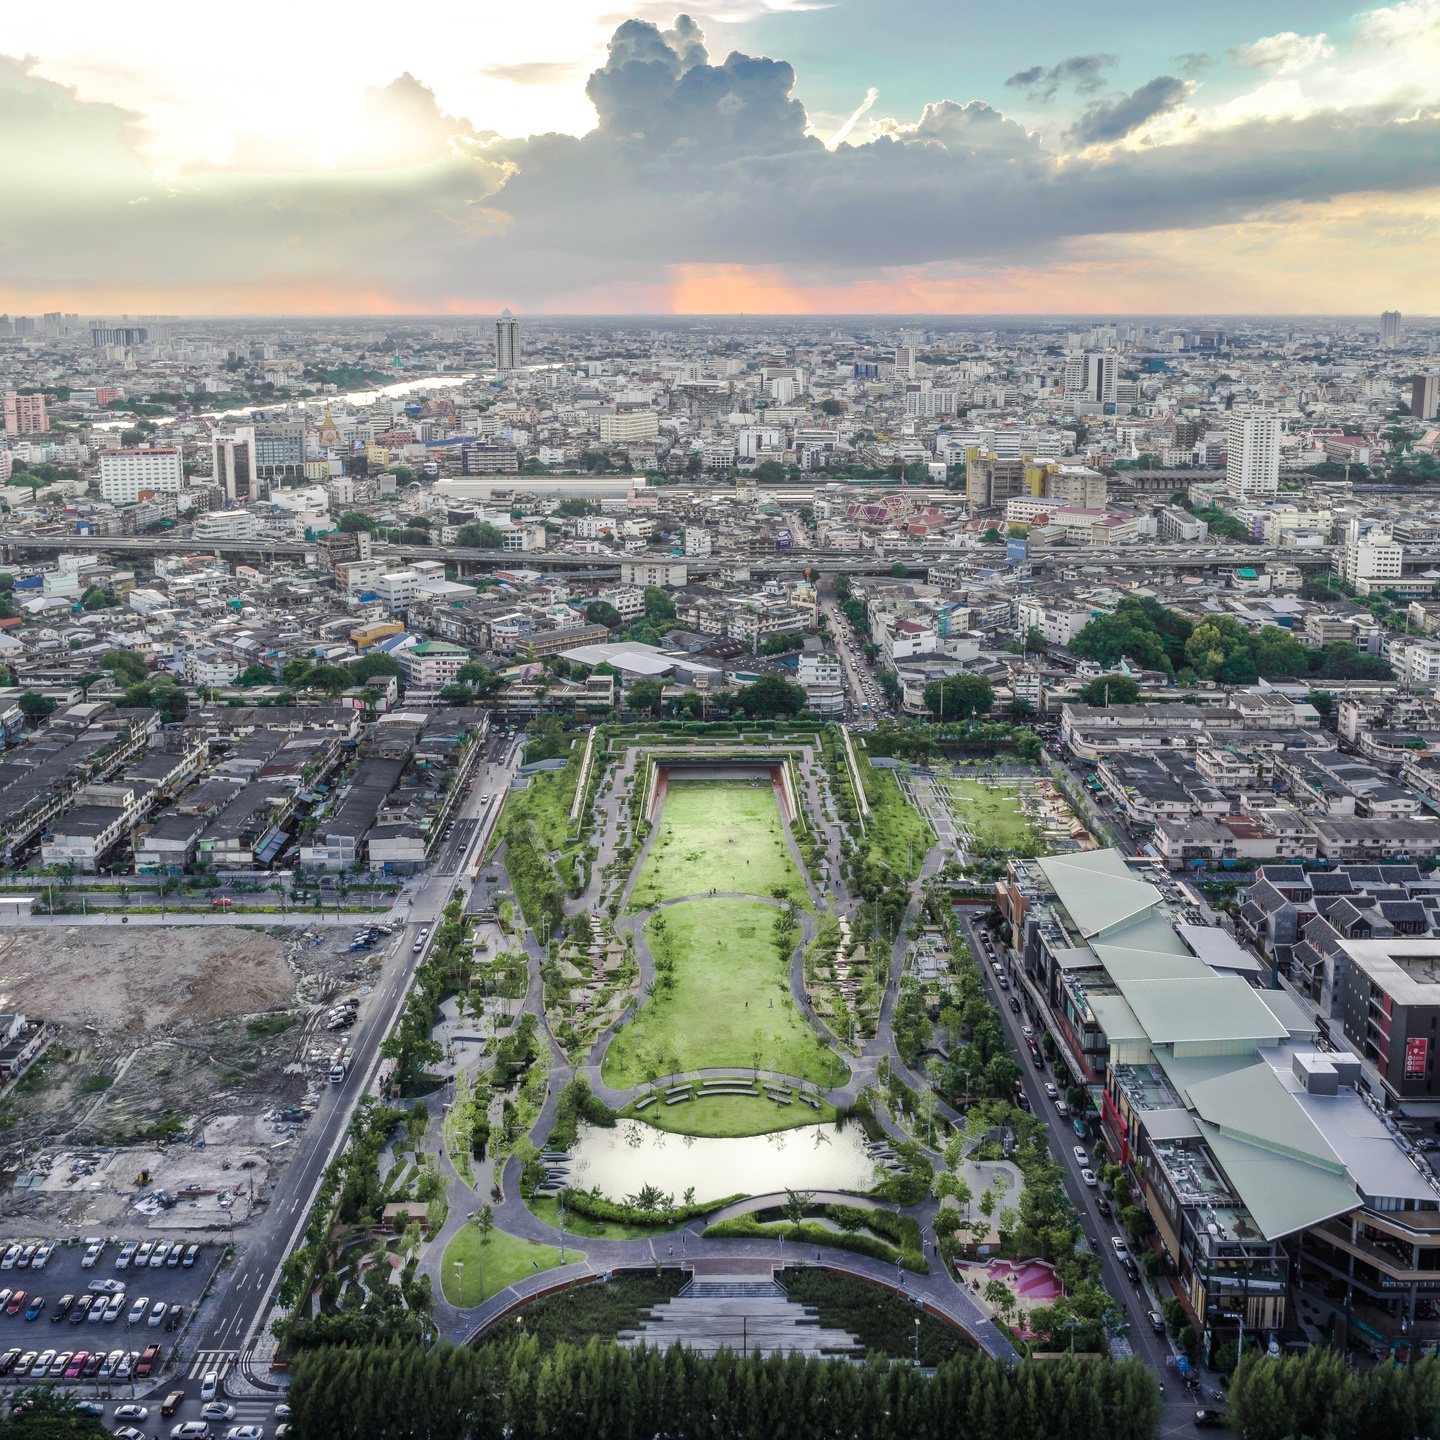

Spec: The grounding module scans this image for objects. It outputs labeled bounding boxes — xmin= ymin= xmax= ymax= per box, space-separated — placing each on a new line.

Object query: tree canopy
xmin=923 ymin=673 xmax=994 ymax=719
xmin=735 ymin=673 xmax=806 ymax=718
xmin=1077 ymin=675 xmax=1141 ymax=707
xmin=456 ymin=522 xmax=505 ymax=549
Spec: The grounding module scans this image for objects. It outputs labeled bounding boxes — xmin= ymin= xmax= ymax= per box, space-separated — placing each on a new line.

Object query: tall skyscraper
xmin=1381 ymin=310 xmax=1403 ymax=349
xmin=212 ymin=427 xmax=256 ymax=503
xmin=1412 ymin=374 xmax=1439 ymax=422
xmin=1226 ymin=407 xmax=1280 ymax=497
xmin=496 ymin=309 xmax=519 ymax=372
xmin=893 ymin=346 xmax=916 ymax=380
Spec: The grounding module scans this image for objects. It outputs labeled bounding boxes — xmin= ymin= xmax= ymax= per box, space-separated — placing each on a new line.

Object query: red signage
xmin=1406 ymin=1037 xmax=1428 ymax=1080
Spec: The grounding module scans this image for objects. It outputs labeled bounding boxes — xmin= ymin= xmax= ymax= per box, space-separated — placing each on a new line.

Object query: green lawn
xmin=441 ymin=1223 xmax=578 ymax=1306
xmin=859 ymin=762 xmax=932 ymax=880
xmin=943 ymin=778 xmax=1036 ymax=849
xmin=602 ymin=897 xmax=837 ymax=1088
xmin=526 ymin=1195 xmax=685 ymax=1241
xmin=630 ymin=780 xmax=807 ymax=909
xmin=619 ymin=1090 xmax=840 ymax=1138
xmin=498 ymin=744 xmax=582 ymax=852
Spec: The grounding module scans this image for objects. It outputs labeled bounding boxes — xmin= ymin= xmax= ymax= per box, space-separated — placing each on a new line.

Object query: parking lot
xmin=0 ymin=1238 xmax=216 ymax=1386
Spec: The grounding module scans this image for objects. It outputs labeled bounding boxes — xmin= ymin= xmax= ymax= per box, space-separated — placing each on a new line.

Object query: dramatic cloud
xmin=1004 ymin=54 xmax=1116 ymax=101
xmin=1230 ymin=32 xmax=1335 ymax=73
xmin=1068 ymin=76 xmax=1192 ymax=146
xmin=5 ymin=10 xmax=1440 ymax=312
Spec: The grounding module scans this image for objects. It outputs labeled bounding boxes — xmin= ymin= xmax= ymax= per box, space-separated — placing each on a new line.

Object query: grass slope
xmin=526 ymin=1196 xmax=684 ymax=1241
xmin=441 ymin=1223 xmax=577 ymax=1306
xmin=859 ymin=761 xmax=932 ymax=880
xmin=602 ymin=897 xmax=835 ymax=1088
xmin=944 ymin=778 xmax=1035 ymax=849
xmin=630 ymin=780 xmax=806 ymax=909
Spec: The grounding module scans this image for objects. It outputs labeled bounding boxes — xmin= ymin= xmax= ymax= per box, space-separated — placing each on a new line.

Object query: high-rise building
xmin=97 ymin=447 xmax=183 ymax=504
xmin=893 ymin=346 xmax=916 ymax=380
xmin=212 ymin=427 xmax=256 ymax=504
xmin=1381 ymin=311 xmax=1403 ymax=349
xmin=1085 ymin=353 xmax=1117 ymax=405
xmin=1 ymin=391 xmax=47 ymax=435
xmin=495 ymin=309 xmax=519 ymax=372
xmin=1412 ymin=374 xmax=1439 ymax=422
xmin=1226 ymin=407 xmax=1280 ymax=497
xmin=90 ymin=325 xmax=148 ymax=348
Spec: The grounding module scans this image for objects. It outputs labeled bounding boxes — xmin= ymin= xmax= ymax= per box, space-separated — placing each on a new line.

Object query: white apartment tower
xmin=496 ymin=309 xmax=520 ymax=372
xmin=1381 ymin=310 xmax=1403 ymax=350
xmin=97 ymin=446 xmax=183 ymax=504
xmin=1226 ymin=407 xmax=1280 ymax=497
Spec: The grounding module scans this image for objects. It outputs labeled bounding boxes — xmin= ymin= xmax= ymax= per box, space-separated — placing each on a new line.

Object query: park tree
xmin=455 ymin=522 xmax=505 ymax=549
xmin=101 ymin=648 xmax=149 ymax=687
xmin=626 ymin=678 xmax=664 ymax=714
xmin=1077 ymin=675 xmax=1141 ymax=707
xmin=349 ymin=652 xmax=403 ymax=683
xmin=337 ymin=511 xmax=377 ymax=532
xmin=735 ymin=673 xmax=806 ymax=718
xmin=586 ymin=601 xmax=623 ymax=629
xmin=924 ymin=673 xmax=994 ymax=719
xmin=236 ymin=663 xmax=274 ymax=686
xmin=643 ymin=586 xmax=676 ymax=623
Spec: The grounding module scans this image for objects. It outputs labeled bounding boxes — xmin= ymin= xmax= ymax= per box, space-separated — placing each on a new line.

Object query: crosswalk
xmin=185 ymin=1348 xmax=236 ymax=1379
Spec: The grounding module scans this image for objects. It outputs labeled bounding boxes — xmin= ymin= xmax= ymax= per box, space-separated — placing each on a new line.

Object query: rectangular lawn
xmin=630 ymin=780 xmax=807 ymax=908
xmin=944 ymin=778 xmax=1036 ymax=850
xmin=602 ymin=897 xmax=835 ymax=1087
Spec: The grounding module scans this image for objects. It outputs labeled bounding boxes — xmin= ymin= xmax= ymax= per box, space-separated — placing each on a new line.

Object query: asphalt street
xmin=957 ymin=909 xmax=1211 ymax=1436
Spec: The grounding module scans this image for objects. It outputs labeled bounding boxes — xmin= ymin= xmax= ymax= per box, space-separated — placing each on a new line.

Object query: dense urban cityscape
xmin=0 ymin=306 xmax=1431 ymax=1437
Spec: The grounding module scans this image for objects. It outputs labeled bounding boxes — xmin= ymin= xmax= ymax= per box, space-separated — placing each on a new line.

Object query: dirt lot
xmin=0 ymin=923 xmax=385 ymax=1230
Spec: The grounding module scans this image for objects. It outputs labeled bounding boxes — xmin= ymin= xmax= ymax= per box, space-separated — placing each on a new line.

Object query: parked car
xmin=87 ymin=1278 xmax=125 ymax=1295
xmin=1044 ymin=1082 xmax=1059 ymax=1100
xmin=99 ymin=1349 xmax=125 ymax=1380
xmin=103 ymin=1293 xmax=124 ymax=1322
xmin=22 ymin=1297 xmax=44 ymax=1321
xmin=1073 ymin=1147 xmax=1090 ymax=1166
xmin=1148 ymin=1310 xmax=1166 ymax=1335
xmin=4 ymin=1291 xmax=26 ymax=1316
xmin=30 ymin=1244 xmax=53 ymax=1271
xmin=80 ymin=1242 xmax=103 ymax=1269
xmin=135 ymin=1343 xmax=161 ymax=1378
xmin=0 ymin=1349 xmax=19 ymax=1376
xmin=16 ymin=1245 xmax=36 ymax=1269
xmin=165 ymin=1304 xmax=183 ymax=1331
xmin=1008 ymin=997 xmax=1021 ymax=1014
xmin=1081 ymin=1168 xmax=1098 ymax=1187
xmin=133 ymin=1242 xmax=154 ymax=1267
xmin=0 ymin=1246 xmax=21 ymax=1270
xmin=62 ymin=1351 xmax=88 ymax=1380
xmin=68 ymin=1296 xmax=92 ymax=1324
xmin=1111 ymin=1237 xmax=1129 ymax=1259
xmin=127 ymin=1297 xmax=149 ymax=1326
xmin=115 ymin=1351 xmax=139 ymax=1381
xmin=115 ymin=1243 xmax=137 ymax=1271
xmin=182 ymin=1245 xmax=199 ymax=1268
xmin=149 ymin=1243 xmax=170 ymax=1269
xmin=47 ymin=1351 xmax=72 ymax=1378
xmin=147 ymin=1301 xmax=167 ymax=1328
xmin=1095 ymin=1196 xmax=1112 ymax=1219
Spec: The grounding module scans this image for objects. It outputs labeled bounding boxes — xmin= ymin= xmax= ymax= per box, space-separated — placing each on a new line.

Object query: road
xmin=818 ymin=591 xmax=892 ymax=722
xmin=169 ymin=726 xmax=522 ymax=1405
xmin=956 ymin=909 xmax=1207 ymax=1436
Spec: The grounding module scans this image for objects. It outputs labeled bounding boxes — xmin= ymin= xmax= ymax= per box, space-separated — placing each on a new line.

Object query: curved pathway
xmin=414 ymin=741 xmax=1019 ymax=1365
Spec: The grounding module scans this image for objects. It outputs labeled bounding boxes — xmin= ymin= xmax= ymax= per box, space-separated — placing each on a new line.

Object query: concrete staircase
xmin=618 ymin=1274 xmax=863 ymax=1358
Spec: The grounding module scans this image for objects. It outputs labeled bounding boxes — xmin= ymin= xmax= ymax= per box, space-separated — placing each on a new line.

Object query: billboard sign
xmin=1407 ymin=1036 xmax=1428 ymax=1079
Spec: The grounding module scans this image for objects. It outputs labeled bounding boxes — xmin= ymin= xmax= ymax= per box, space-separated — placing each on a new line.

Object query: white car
xmin=115 ymin=1242 xmax=137 ymax=1270
xmin=80 ymin=1242 xmax=103 ymax=1269
xmin=202 ymin=1403 xmax=236 ymax=1421
xmin=115 ymin=1406 xmax=149 ymax=1422
xmin=0 ymin=1245 xmax=21 ymax=1270
xmin=200 ymin=1371 xmax=219 ymax=1401
xmin=1044 ymin=1083 xmax=1058 ymax=1100
xmin=88 ymin=1278 xmax=125 ymax=1294
xmin=226 ymin=1428 xmax=265 ymax=1440
xmin=148 ymin=1300 xmax=167 ymax=1327
xmin=1111 ymin=1236 xmax=1129 ymax=1259
xmin=127 ymin=1296 xmax=149 ymax=1325
xmin=30 ymin=1243 xmax=53 ymax=1270
xmin=1073 ymin=1147 xmax=1090 ymax=1166
xmin=1055 ymin=1100 xmax=1069 ymax=1118
xmin=1081 ymin=1168 xmax=1098 ymax=1187
xmin=149 ymin=1242 xmax=170 ymax=1269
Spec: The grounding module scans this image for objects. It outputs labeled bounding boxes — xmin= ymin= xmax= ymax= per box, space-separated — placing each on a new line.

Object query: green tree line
xmin=288 ymin=1339 xmax=1164 ymax=1440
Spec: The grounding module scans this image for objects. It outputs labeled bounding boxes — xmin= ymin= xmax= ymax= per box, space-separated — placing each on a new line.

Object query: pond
xmin=565 ymin=1119 xmax=879 ymax=1204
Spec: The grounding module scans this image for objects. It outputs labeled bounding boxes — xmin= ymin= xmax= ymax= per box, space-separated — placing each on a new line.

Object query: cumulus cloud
xmin=6 ymin=12 xmax=1440 ymax=311
xmin=1230 ymin=32 xmax=1335 ymax=73
xmin=1068 ymin=75 xmax=1193 ymax=146
xmin=1005 ymin=54 xmax=1116 ymax=100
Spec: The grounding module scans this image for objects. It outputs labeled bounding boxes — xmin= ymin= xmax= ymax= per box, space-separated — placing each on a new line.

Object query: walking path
xmin=405 ymin=742 xmax=1018 ymax=1363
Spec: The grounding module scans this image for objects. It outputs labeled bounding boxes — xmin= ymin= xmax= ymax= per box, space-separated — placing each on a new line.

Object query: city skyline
xmin=3 ymin=2 xmax=1440 ymax=314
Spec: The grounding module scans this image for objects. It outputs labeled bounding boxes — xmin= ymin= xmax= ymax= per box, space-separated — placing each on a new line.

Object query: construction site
xmin=0 ymin=922 xmax=380 ymax=1234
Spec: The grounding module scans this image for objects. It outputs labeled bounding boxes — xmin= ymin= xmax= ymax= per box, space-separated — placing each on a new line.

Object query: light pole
xmin=453 ymin=1260 xmax=464 ymax=1307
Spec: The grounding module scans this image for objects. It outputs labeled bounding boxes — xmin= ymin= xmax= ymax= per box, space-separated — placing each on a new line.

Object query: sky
xmin=2 ymin=0 xmax=1439 ymax=315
